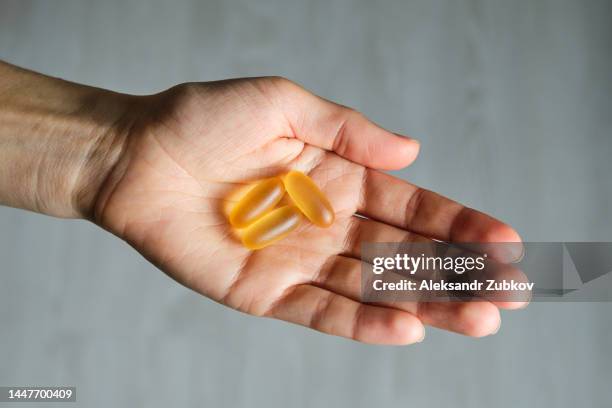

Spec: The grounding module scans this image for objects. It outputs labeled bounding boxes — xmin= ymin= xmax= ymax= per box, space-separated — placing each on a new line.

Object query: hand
xmin=92 ymin=77 xmax=524 ymax=345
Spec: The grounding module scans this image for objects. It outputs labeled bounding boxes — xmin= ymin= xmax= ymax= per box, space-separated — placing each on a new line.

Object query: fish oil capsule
xmin=283 ymin=170 xmax=335 ymax=228
xmin=229 ymin=177 xmax=285 ymax=228
xmin=241 ymin=205 xmax=302 ymax=250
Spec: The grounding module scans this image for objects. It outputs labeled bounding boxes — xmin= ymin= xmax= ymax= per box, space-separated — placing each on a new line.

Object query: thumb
xmin=269 ymin=77 xmax=420 ymax=170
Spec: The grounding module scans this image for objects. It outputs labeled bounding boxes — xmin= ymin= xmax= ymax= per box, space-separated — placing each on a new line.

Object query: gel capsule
xmin=241 ymin=205 xmax=302 ymax=250
xmin=229 ymin=177 xmax=285 ymax=228
xmin=283 ymin=171 xmax=335 ymax=227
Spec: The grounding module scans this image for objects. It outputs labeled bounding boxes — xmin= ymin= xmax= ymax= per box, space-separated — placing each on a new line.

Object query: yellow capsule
xmin=241 ymin=205 xmax=302 ymax=250
xmin=283 ymin=170 xmax=335 ymax=227
xmin=229 ymin=177 xmax=285 ymax=228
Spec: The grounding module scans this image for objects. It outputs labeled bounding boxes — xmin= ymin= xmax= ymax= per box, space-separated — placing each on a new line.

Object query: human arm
xmin=0 ymin=61 xmax=524 ymax=344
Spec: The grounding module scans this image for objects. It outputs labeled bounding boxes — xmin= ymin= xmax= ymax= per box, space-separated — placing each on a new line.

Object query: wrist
xmin=70 ymin=92 xmax=138 ymax=221
xmin=0 ymin=62 xmax=136 ymax=219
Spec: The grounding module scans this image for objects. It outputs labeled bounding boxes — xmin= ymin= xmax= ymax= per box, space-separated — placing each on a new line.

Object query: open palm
xmin=94 ymin=77 xmax=523 ymax=345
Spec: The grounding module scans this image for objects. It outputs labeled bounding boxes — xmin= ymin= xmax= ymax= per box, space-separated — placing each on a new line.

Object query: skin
xmin=0 ymin=61 xmax=526 ymax=345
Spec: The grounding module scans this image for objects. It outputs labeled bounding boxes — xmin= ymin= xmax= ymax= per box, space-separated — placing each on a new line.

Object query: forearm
xmin=0 ymin=62 xmax=132 ymax=218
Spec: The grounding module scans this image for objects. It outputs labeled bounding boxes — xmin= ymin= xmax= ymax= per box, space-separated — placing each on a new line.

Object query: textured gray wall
xmin=1 ymin=0 xmax=611 ymax=406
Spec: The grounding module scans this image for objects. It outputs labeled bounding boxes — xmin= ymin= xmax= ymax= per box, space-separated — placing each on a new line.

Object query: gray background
xmin=1 ymin=0 xmax=611 ymax=406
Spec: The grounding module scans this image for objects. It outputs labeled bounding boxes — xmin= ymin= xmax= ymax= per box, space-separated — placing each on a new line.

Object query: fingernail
xmin=510 ymin=243 xmax=525 ymax=263
xmin=393 ymin=132 xmax=420 ymax=145
xmin=518 ymin=290 xmax=532 ymax=309
xmin=416 ymin=328 xmax=426 ymax=343
xmin=491 ymin=319 xmax=501 ymax=335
